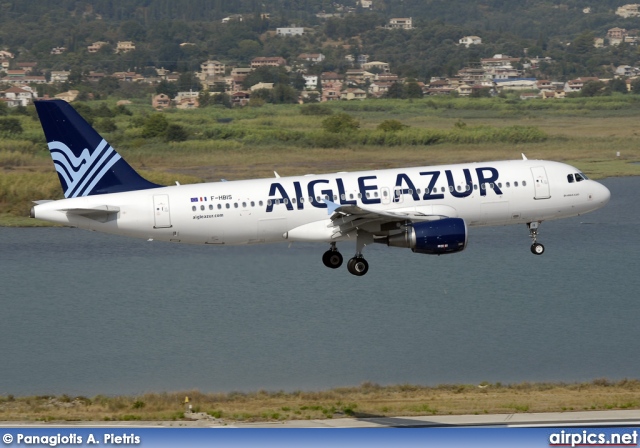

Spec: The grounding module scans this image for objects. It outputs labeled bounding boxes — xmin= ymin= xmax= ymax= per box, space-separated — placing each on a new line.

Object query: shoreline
xmin=2 ymin=380 xmax=640 ymax=423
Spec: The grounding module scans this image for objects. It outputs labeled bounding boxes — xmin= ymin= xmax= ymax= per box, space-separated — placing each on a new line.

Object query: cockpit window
xmin=575 ymin=173 xmax=586 ymax=182
xmin=567 ymin=174 xmax=575 ymax=183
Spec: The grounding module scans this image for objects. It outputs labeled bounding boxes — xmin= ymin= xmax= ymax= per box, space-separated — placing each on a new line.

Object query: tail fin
xmin=34 ymin=99 xmax=161 ymax=198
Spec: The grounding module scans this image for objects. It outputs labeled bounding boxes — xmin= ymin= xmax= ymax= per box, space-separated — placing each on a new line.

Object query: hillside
xmin=1 ymin=0 xmax=640 ymax=81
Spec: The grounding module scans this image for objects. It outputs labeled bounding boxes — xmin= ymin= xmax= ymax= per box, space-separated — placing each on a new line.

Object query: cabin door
xmin=530 ymin=166 xmax=551 ymax=199
xmin=153 ymin=195 xmax=172 ymax=228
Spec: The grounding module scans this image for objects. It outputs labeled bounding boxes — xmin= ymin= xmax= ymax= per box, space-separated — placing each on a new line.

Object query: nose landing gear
xmin=528 ymin=222 xmax=545 ymax=255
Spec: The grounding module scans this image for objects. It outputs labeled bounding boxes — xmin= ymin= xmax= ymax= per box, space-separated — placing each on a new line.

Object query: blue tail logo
xmin=49 ymin=139 xmax=122 ymax=198
xmin=35 ymin=99 xmax=160 ymax=197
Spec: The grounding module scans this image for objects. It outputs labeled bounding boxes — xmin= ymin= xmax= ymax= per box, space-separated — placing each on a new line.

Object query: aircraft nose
xmin=595 ymin=181 xmax=611 ymax=206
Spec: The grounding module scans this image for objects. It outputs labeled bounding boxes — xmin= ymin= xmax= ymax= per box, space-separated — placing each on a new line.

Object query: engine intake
xmin=375 ymin=218 xmax=467 ymax=254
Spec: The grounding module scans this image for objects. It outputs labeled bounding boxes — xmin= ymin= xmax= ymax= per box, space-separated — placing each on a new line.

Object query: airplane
xmin=31 ymin=99 xmax=611 ymax=276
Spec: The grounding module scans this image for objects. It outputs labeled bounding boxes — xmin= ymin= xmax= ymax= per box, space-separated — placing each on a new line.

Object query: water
xmin=1 ymin=178 xmax=638 ymax=396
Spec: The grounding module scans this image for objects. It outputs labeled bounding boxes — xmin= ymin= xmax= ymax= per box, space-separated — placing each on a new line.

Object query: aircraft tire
xmin=322 ymin=250 xmax=343 ymax=269
xmin=530 ymin=243 xmax=545 ymax=255
xmin=347 ymin=257 xmax=369 ymax=276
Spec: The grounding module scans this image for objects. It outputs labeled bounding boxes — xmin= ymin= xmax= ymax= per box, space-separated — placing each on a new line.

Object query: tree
xmin=384 ymin=82 xmax=405 ymax=99
xmin=165 ymin=124 xmax=189 ymax=142
xmin=0 ymin=118 xmax=23 ymax=134
xmin=608 ymin=78 xmax=628 ymax=95
xmin=581 ymin=80 xmax=606 ymax=97
xmin=142 ymin=114 xmax=169 ymax=138
xmin=156 ymin=80 xmax=179 ymax=98
xmin=405 ymin=81 xmax=423 ymax=98
xmin=95 ymin=118 xmax=117 ymax=133
xmin=322 ymin=113 xmax=359 ymax=133
xmin=176 ymin=72 xmax=201 ymax=92
xmin=377 ymin=119 xmax=408 ymax=132
xmin=212 ymin=93 xmax=232 ymax=109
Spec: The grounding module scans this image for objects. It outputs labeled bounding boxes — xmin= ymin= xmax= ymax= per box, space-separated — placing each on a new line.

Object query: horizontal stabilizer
xmin=61 ymin=205 xmax=120 ymax=223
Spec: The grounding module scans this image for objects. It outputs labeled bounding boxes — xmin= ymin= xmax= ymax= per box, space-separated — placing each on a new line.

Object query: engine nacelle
xmin=376 ymin=218 xmax=467 ymax=255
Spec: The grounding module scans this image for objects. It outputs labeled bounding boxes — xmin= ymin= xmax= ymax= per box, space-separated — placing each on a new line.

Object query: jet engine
xmin=375 ymin=218 xmax=467 ymax=254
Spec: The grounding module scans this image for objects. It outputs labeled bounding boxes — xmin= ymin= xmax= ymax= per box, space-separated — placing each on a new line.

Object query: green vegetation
xmin=1 ymin=96 xmax=639 ymax=226
xmin=1 ymin=0 xmax=638 ymax=83
xmin=2 ymin=379 xmax=640 ymax=423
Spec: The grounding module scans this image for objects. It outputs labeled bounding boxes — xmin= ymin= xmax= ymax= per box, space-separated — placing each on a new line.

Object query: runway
xmin=2 ymin=410 xmax=640 ymax=428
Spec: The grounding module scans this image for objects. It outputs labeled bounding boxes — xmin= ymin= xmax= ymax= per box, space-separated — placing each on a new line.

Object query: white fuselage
xmin=32 ymin=159 xmax=611 ymax=246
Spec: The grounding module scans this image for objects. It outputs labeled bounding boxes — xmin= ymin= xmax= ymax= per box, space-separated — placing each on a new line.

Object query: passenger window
xmin=416 ymin=189 xmax=421 ymax=195
xmin=506 ymin=182 xmax=510 ymax=188
xmin=366 ymin=192 xmax=370 ymax=198
xmin=299 ymin=197 xmax=304 ymax=203
xmin=441 ymin=187 xmax=445 ymax=192
xmin=357 ymin=193 xmax=362 ymax=198
xmin=200 ymin=205 xmax=205 ymax=211
xmin=267 ymin=200 xmax=272 ymax=206
xmin=209 ymin=204 xmax=213 ymax=210
xmin=225 ymin=203 xmax=230 ymax=209
xmin=333 ymin=195 xmax=338 ymax=201
xmin=522 ymin=181 xmax=527 ymax=186
xmin=250 ymin=201 xmax=255 ymax=207
xmin=381 ymin=191 xmax=387 ymax=197
xmin=217 ymin=204 xmax=222 ymax=210
xmin=341 ymin=194 xmax=346 ymax=200
xmin=473 ymin=184 xmax=478 ymax=190
xmin=259 ymin=200 xmax=264 ymax=206
xmin=192 ymin=206 xmax=196 ymax=212
xmin=490 ymin=183 xmax=494 ymax=189
xmin=242 ymin=202 xmax=247 ymax=207
xmin=234 ymin=203 xmax=238 ymax=208
xmin=465 ymin=184 xmax=470 ymax=191
xmin=514 ymin=181 xmax=518 ymax=187
xmin=456 ymin=185 xmax=461 ymax=192
xmin=374 ymin=191 xmax=379 ymax=197
xmin=498 ymin=182 xmax=502 ymax=188
xmin=291 ymin=198 xmax=296 ymax=204
xmin=283 ymin=198 xmax=289 ymax=204
xmin=481 ymin=183 xmax=486 ymax=190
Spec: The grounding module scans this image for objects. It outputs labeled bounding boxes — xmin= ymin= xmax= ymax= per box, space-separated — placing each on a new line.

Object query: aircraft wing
xmin=324 ymin=200 xmax=457 ymax=237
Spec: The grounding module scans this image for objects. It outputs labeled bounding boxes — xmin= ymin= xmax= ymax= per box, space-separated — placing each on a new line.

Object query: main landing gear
xmin=528 ymin=221 xmax=545 ymax=255
xmin=322 ymin=243 xmax=343 ymax=269
xmin=323 ymin=232 xmax=373 ymax=276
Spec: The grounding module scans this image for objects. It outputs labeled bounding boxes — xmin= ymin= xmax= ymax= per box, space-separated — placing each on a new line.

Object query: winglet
xmin=522 ymin=153 xmax=528 ymax=160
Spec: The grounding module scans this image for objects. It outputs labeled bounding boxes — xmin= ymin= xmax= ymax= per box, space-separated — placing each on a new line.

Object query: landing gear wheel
xmin=347 ymin=257 xmax=369 ymax=276
xmin=531 ymin=243 xmax=545 ymax=255
xmin=322 ymin=249 xmax=343 ymax=269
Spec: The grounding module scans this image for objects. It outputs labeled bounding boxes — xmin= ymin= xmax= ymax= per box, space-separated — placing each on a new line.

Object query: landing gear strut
xmin=322 ymin=232 xmax=373 ymax=276
xmin=528 ymin=222 xmax=545 ymax=255
xmin=322 ymin=242 xmax=343 ymax=269
xmin=346 ymin=230 xmax=373 ymax=276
